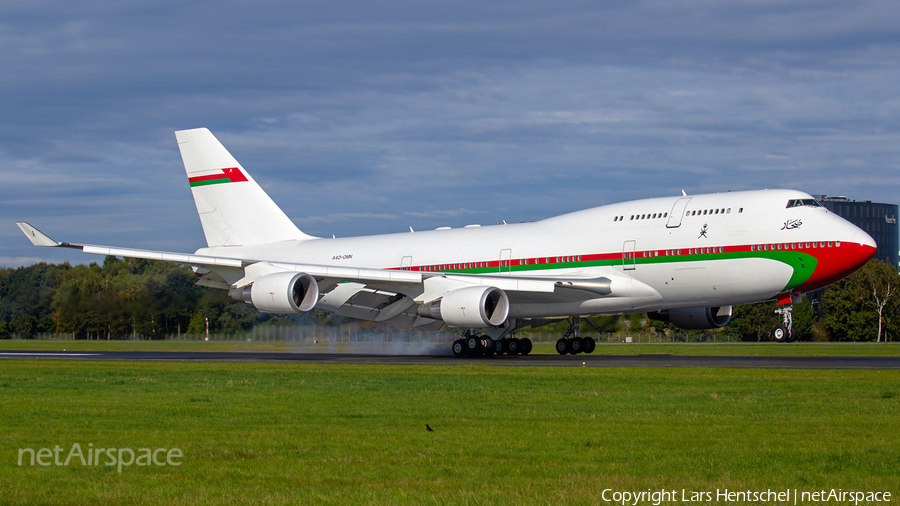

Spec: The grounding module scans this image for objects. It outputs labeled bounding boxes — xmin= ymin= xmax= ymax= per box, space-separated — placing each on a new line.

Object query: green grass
xmin=531 ymin=342 xmax=900 ymax=356
xmin=0 ymin=361 xmax=898 ymax=505
xmin=2 ymin=338 xmax=900 ymax=356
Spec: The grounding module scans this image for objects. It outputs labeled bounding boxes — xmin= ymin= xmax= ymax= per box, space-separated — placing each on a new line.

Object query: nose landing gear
xmin=772 ymin=294 xmax=799 ymax=343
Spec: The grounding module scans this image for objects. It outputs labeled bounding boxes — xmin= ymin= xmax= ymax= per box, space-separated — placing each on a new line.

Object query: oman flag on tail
xmin=187 ymin=167 xmax=249 ymax=187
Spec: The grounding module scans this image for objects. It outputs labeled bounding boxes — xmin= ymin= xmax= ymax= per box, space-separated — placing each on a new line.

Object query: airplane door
xmin=666 ymin=197 xmax=692 ymax=228
xmin=401 ymin=256 xmax=413 ymax=271
xmin=623 ymin=241 xmax=636 ymax=270
xmin=499 ymin=249 xmax=512 ymax=274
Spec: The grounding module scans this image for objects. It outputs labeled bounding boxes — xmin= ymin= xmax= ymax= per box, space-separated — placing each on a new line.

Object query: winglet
xmin=16 ymin=222 xmax=61 ymax=247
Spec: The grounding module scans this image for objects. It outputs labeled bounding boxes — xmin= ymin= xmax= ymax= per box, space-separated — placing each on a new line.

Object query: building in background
xmin=813 ymin=195 xmax=899 ymax=269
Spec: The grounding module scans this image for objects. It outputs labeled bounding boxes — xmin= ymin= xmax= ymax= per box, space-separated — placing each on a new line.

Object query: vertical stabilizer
xmin=175 ymin=128 xmax=315 ymax=247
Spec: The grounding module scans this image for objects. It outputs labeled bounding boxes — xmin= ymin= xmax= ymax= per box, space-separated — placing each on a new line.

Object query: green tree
xmin=821 ymin=260 xmax=899 ymax=342
xmin=188 ymin=311 xmax=207 ymax=335
xmin=864 ymin=260 xmax=898 ymax=342
xmin=729 ymin=301 xmax=779 ymax=341
xmin=791 ymin=298 xmax=815 ymax=341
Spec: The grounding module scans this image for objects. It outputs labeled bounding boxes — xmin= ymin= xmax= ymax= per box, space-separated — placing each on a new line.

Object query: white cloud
xmin=1 ymin=0 xmax=900 ymax=263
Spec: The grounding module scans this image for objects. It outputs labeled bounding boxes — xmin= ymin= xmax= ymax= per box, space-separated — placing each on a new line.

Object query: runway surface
xmin=1 ymin=350 xmax=899 ymax=368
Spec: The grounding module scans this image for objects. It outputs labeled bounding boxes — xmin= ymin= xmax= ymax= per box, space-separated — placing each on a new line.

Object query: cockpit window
xmin=786 ymin=199 xmax=822 ymax=208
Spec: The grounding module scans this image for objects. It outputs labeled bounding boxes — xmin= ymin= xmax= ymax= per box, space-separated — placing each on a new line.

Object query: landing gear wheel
xmin=452 ymin=339 xmax=466 ymax=357
xmin=569 ymin=337 xmax=584 ymax=355
xmin=507 ymin=338 xmax=521 ymax=355
xmin=774 ymin=299 xmax=796 ymax=343
xmin=520 ymin=338 xmax=532 ymax=356
xmin=556 ymin=338 xmax=570 ymax=355
xmin=465 ymin=335 xmax=482 ymax=355
xmin=583 ymin=336 xmax=596 ymax=354
xmin=482 ymin=337 xmax=495 ymax=356
xmin=772 ymin=325 xmax=790 ymax=343
xmin=493 ymin=339 xmax=505 ymax=355
xmin=786 ymin=327 xmax=797 ymax=343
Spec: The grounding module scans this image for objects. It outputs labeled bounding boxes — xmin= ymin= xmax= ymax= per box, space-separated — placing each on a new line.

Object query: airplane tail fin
xmin=175 ymin=128 xmax=315 ymax=247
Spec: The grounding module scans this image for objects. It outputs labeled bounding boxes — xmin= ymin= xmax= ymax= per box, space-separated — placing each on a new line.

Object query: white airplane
xmin=18 ymin=128 xmax=876 ymax=356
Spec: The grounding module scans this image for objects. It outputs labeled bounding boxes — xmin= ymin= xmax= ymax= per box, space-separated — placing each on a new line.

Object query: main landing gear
xmin=771 ymin=294 xmax=798 ymax=343
xmin=452 ymin=332 xmax=532 ymax=358
xmin=555 ymin=316 xmax=597 ymax=355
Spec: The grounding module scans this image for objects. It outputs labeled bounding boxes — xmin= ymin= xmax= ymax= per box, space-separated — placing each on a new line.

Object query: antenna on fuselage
xmin=681 ymin=189 xmax=687 ymax=196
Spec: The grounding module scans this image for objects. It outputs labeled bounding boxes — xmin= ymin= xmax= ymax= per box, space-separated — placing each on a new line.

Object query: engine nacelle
xmin=648 ymin=306 xmax=732 ymax=330
xmin=235 ymin=272 xmax=319 ymax=313
xmin=417 ymin=285 xmax=509 ymax=328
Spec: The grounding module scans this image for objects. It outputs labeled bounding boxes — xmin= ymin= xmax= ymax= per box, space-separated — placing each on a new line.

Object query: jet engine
xmin=417 ymin=285 xmax=509 ymax=328
xmin=233 ymin=272 xmax=319 ymax=313
xmin=648 ymin=306 xmax=732 ymax=329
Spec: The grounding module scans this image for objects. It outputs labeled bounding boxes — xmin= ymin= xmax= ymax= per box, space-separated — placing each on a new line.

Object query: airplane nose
xmin=791 ymin=222 xmax=877 ymax=293
xmin=852 ymin=229 xmax=877 ymax=250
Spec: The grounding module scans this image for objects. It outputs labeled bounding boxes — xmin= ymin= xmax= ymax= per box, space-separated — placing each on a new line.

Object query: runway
xmin=1 ymin=350 xmax=899 ymax=368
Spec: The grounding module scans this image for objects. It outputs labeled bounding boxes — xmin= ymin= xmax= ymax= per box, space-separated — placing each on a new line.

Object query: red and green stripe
xmin=394 ymin=242 xmax=874 ymax=293
xmin=188 ymin=167 xmax=248 ymax=187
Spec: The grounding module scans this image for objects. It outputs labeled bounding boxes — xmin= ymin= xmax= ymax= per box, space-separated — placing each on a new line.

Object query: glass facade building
xmin=813 ymin=195 xmax=899 ymax=269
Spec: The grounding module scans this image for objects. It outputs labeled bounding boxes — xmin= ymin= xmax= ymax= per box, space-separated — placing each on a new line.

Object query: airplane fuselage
xmin=197 ymin=189 xmax=876 ymax=319
xmin=19 ymin=128 xmax=879 ymax=348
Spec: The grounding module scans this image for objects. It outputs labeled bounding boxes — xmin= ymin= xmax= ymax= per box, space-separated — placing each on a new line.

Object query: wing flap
xmin=239 ymin=262 xmax=422 ymax=287
xmin=81 ymin=246 xmax=244 ymax=268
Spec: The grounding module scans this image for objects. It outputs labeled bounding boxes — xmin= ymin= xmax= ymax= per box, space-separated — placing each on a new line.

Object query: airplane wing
xmin=17 ymin=222 xmax=245 ymax=268
xmin=18 ymin=222 xmax=612 ymax=328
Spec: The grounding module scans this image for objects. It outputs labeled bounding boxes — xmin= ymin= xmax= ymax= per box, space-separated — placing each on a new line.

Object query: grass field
xmin=2 ymin=338 xmax=900 ymax=357
xmin=1 ymin=360 xmax=898 ymax=505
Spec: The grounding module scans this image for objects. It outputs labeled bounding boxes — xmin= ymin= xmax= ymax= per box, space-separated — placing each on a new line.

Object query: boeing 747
xmin=18 ymin=128 xmax=876 ymax=356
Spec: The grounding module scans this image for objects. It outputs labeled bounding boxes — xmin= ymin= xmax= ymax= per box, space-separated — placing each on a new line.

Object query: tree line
xmin=0 ymin=256 xmax=316 ymax=339
xmin=0 ymin=257 xmax=897 ymax=341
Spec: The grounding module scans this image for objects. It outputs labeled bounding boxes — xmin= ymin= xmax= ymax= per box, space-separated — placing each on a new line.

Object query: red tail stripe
xmin=188 ymin=167 xmax=248 ymax=184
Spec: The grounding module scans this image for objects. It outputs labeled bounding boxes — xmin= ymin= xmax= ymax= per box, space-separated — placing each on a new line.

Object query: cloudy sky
xmin=1 ymin=0 xmax=899 ymax=267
